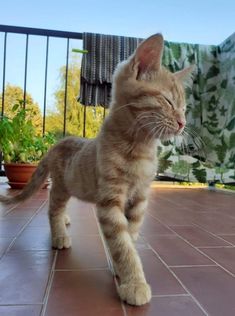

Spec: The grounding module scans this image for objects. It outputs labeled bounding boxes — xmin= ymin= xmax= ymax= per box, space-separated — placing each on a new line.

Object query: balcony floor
xmin=0 ymin=182 xmax=235 ymax=316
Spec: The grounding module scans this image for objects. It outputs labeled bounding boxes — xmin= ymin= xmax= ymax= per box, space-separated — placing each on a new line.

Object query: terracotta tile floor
xmin=0 ymin=182 xmax=235 ymax=316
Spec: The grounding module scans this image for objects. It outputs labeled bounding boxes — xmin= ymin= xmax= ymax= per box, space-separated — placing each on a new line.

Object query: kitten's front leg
xmin=126 ymin=196 xmax=148 ymax=242
xmin=97 ymin=200 xmax=151 ymax=306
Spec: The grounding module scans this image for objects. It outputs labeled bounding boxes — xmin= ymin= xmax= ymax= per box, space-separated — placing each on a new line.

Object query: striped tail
xmin=0 ymin=156 xmax=50 ymax=205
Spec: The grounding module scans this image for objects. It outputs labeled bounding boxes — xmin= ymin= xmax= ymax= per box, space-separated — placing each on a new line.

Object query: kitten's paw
xmin=118 ymin=282 xmax=151 ymax=306
xmin=52 ymin=235 xmax=72 ymax=249
xmin=64 ymin=214 xmax=71 ymax=225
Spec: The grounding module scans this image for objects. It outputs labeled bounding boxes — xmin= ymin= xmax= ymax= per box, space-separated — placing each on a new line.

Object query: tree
xmin=0 ymin=84 xmax=42 ymax=134
xmin=46 ymin=58 xmax=105 ymax=138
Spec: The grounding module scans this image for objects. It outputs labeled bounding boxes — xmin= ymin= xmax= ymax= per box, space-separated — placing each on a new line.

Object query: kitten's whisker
xmin=147 ymin=123 xmax=163 ymax=144
xmin=128 ymin=113 xmax=157 ymax=135
xmin=134 ymin=120 xmax=157 ymax=140
xmin=181 ymin=129 xmax=207 ymax=158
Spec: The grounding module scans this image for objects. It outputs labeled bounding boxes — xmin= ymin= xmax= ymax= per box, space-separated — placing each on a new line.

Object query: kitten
xmin=0 ymin=34 xmax=192 ymax=306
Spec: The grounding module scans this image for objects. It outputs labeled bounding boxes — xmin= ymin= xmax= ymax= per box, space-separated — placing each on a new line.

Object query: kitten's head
xmin=111 ymin=34 xmax=193 ymax=141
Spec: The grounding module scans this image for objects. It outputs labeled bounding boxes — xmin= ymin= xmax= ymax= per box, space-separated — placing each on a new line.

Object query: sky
xmin=0 ymin=0 xmax=235 ymax=112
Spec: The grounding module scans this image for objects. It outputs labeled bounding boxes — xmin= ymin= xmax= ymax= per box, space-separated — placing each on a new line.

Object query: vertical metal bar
xmin=0 ymin=33 xmax=7 ymax=174
xmin=1 ymin=32 xmax=7 ymax=117
xmin=103 ymin=106 xmax=106 ymax=120
xmin=43 ymin=36 xmax=49 ymax=135
xmin=83 ymin=105 xmax=87 ymax=137
xmin=63 ymin=38 xmax=69 ymax=136
xmin=23 ymin=34 xmax=29 ymax=108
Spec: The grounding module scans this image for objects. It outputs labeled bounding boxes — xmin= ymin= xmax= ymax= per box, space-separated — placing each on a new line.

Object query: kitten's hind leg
xmin=48 ymin=187 xmax=71 ymax=249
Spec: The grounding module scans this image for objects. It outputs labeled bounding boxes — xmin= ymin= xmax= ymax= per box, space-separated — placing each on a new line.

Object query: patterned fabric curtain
xmin=80 ymin=33 xmax=235 ymax=184
xmin=80 ymin=33 xmax=142 ymax=106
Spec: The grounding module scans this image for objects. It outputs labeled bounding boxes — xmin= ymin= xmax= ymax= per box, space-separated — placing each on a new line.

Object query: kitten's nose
xmin=177 ymin=121 xmax=184 ymax=130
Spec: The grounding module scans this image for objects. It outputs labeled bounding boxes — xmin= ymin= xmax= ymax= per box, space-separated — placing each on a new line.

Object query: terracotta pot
xmin=4 ymin=163 xmax=48 ymax=189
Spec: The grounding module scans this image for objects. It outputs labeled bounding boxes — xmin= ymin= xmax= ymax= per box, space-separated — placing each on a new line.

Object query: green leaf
xmin=188 ymin=53 xmax=195 ymax=64
xmin=192 ymin=168 xmax=207 ymax=183
xmin=171 ymin=44 xmax=181 ymax=60
xmin=206 ymin=85 xmax=217 ymax=93
xmin=210 ymin=47 xmax=217 ymax=58
xmin=221 ymin=79 xmax=228 ymax=89
xmin=215 ymin=144 xmax=227 ymax=163
xmin=171 ymin=160 xmax=191 ymax=176
xmin=226 ymin=117 xmax=235 ymax=131
xmin=229 ymin=133 xmax=235 ymax=148
xmin=72 ymin=49 xmax=88 ymax=54
xmin=12 ymin=103 xmax=20 ymax=111
xmin=206 ymin=65 xmax=220 ymax=80
xmin=162 ymin=150 xmax=172 ymax=160
xmin=192 ymin=161 xmax=200 ymax=168
xmin=158 ymin=159 xmax=172 ymax=174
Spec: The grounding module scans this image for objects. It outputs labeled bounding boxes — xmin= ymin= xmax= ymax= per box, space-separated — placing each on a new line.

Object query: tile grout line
xmin=152 ymin=293 xmax=190 ymax=298
xmin=1 ymin=203 xmax=20 ymax=216
xmin=153 ymin=191 xmax=235 ymax=220
xmin=91 ymin=205 xmax=114 ymax=273
xmin=197 ymin=246 xmax=235 ymax=249
xmin=0 ymin=303 xmax=43 ymax=306
xmin=146 ymin=243 xmax=209 ymax=316
xmin=147 ymin=211 xmax=235 ymax=278
xmin=2 ymin=199 xmax=49 ymax=256
xmin=217 ymin=233 xmax=235 ymax=236
xmin=3 ymin=197 xmax=47 ymax=217
xmin=54 ymin=267 xmax=110 ymax=272
xmin=153 ymin=193 xmax=205 ymax=211
xmin=168 ymin=264 xmax=217 ymax=268
xmin=113 ymin=276 xmax=128 ymax=316
xmin=191 ymin=223 xmax=235 ymax=247
xmin=40 ymin=250 xmax=58 ymax=316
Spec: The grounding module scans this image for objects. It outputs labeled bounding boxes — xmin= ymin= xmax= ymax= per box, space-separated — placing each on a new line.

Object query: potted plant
xmin=0 ymin=101 xmax=56 ymax=189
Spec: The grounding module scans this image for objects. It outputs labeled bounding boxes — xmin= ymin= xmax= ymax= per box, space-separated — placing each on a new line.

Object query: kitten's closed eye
xmin=162 ymin=95 xmax=175 ymax=109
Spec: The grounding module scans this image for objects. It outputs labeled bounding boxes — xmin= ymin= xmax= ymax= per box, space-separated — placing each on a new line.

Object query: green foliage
xmin=206 ymin=65 xmax=220 ymax=79
xmin=0 ymin=84 xmax=42 ymax=133
xmin=192 ymin=167 xmax=207 ymax=183
xmin=171 ymin=160 xmax=191 ymax=178
xmin=0 ymin=101 xmax=55 ymax=163
xmin=221 ymin=79 xmax=228 ymax=89
xmin=226 ymin=117 xmax=235 ymax=131
xmin=46 ymin=59 xmax=104 ymax=138
xmin=215 ymin=136 xmax=228 ymax=163
xmin=215 ymin=165 xmax=229 ymax=183
xmin=157 ymin=149 xmax=172 ymax=174
xmin=216 ymin=183 xmax=235 ymax=191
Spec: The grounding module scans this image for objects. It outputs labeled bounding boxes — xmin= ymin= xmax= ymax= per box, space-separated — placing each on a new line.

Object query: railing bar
xmin=0 ymin=25 xmax=82 ymax=40
xmin=43 ymin=36 xmax=49 ymax=135
xmin=103 ymin=106 xmax=106 ymax=120
xmin=83 ymin=105 xmax=87 ymax=138
xmin=63 ymin=38 xmax=69 ymax=136
xmin=23 ymin=34 xmax=29 ymax=108
xmin=1 ymin=32 xmax=7 ymax=117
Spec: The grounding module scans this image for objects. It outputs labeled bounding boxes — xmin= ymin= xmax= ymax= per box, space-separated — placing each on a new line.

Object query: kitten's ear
xmin=174 ymin=65 xmax=195 ymax=82
xmin=133 ymin=34 xmax=164 ymax=76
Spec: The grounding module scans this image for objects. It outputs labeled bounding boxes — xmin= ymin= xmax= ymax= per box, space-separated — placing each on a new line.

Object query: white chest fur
xmin=128 ymin=157 xmax=156 ymax=180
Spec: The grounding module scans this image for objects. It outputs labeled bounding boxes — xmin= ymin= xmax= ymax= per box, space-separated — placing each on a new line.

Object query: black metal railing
xmin=0 ymin=24 xmax=83 ymax=133
xmin=0 ymin=24 xmax=87 ymax=175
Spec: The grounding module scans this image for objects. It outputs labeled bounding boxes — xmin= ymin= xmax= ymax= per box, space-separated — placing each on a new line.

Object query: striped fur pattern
xmin=0 ymin=34 xmax=192 ymax=306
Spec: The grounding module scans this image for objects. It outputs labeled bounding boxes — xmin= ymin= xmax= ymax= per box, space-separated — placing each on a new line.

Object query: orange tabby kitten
xmin=0 ymin=34 xmax=192 ymax=306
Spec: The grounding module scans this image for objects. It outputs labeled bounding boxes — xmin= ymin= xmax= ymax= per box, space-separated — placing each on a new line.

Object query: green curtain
xmin=158 ymin=34 xmax=235 ymax=183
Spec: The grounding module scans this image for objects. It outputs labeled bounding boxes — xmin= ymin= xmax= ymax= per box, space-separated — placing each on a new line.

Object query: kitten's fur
xmin=0 ymin=34 xmax=191 ymax=306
